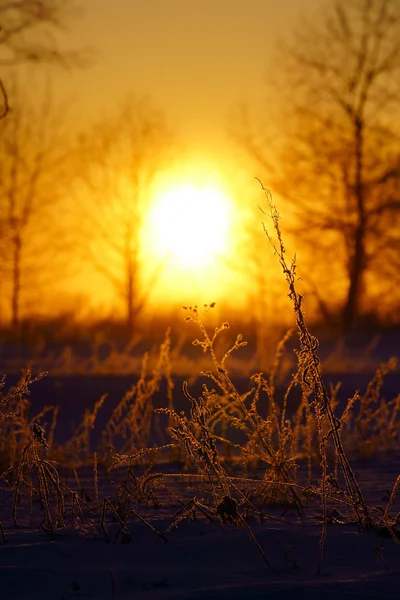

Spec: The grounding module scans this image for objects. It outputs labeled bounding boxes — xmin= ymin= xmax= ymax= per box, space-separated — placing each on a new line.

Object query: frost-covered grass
xmin=0 ymin=192 xmax=399 ymax=598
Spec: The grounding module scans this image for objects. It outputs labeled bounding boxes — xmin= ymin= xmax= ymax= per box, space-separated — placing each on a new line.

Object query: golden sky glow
xmin=3 ymin=0 xmax=329 ymax=320
xmin=1 ymin=0 xmax=397 ymax=329
xmin=51 ymin=0 xmax=327 ymax=143
xmin=138 ymin=163 xmax=245 ymax=310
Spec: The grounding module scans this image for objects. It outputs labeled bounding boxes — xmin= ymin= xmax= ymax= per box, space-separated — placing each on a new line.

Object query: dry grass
xmin=0 ymin=189 xmax=399 ymax=575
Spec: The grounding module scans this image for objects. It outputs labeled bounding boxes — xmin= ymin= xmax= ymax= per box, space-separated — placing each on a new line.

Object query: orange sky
xmin=51 ymin=0 xmax=327 ymax=150
xmin=4 ymin=1 xmax=330 ymax=320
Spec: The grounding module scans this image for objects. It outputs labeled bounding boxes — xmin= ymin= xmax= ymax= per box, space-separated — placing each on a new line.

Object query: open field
xmin=0 ymin=319 xmax=399 ymax=599
xmin=1 ymin=457 xmax=400 ymax=600
xmin=1 ymin=1 xmax=400 ymax=597
xmin=1 ymin=199 xmax=399 ymax=600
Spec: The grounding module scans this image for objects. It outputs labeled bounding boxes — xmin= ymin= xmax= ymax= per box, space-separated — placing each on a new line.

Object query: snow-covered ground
xmin=1 ymin=518 xmax=400 ymax=599
xmin=1 ymin=352 xmax=399 ymax=600
xmin=1 ymin=456 xmax=399 ymax=599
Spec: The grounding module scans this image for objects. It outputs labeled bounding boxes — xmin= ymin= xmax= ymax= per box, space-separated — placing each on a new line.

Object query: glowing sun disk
xmin=148 ymin=185 xmax=231 ymax=268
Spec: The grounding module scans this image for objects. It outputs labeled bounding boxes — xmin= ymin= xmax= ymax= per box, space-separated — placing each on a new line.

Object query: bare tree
xmin=76 ymin=98 xmax=173 ymax=331
xmin=237 ymin=0 xmax=400 ymax=331
xmin=0 ymin=0 xmax=85 ymax=118
xmin=0 ymin=2 xmax=86 ymax=324
xmin=0 ymin=82 xmax=72 ymax=326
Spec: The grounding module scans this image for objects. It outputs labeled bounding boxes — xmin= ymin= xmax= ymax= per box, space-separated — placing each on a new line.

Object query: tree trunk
xmin=342 ymin=228 xmax=365 ymax=332
xmin=127 ymin=263 xmax=134 ymax=331
xmin=11 ymin=232 xmax=21 ymax=328
xmin=126 ymin=249 xmax=141 ymax=333
xmin=342 ymin=116 xmax=366 ymax=333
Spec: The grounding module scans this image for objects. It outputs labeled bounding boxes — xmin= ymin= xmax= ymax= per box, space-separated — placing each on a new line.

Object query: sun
xmin=146 ymin=184 xmax=232 ymax=269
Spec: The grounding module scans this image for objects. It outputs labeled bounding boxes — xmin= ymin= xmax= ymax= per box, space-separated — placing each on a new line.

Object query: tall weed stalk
xmin=259 ymin=182 xmax=372 ymax=570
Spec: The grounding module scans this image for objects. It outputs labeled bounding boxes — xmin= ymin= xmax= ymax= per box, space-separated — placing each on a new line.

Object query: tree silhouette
xmin=0 ymin=82 xmax=73 ymax=326
xmin=76 ymin=98 xmax=173 ymax=331
xmin=238 ymin=0 xmax=400 ymax=330
xmin=0 ymin=0 xmax=86 ymax=118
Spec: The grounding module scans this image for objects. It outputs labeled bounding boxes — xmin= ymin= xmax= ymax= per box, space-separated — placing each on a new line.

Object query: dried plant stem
xmin=383 ymin=475 xmax=400 ymax=550
xmin=259 ymin=182 xmax=370 ymax=524
xmin=0 ymin=521 xmax=7 ymax=543
xmin=238 ymin=513 xmax=274 ymax=571
xmin=192 ymin=314 xmax=303 ymax=512
xmin=94 ymin=452 xmax=99 ymax=515
xmin=315 ymin=407 xmax=327 ymax=575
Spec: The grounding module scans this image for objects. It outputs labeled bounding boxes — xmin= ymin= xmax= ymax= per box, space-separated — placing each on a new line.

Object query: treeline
xmin=0 ymin=0 xmax=399 ymax=337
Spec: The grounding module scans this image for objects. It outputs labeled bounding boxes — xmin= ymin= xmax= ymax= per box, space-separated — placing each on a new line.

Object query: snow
xmin=1 ymin=458 xmax=400 ymax=599
xmin=1 ymin=518 xmax=399 ymax=599
xmin=1 ymin=367 xmax=399 ymax=599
